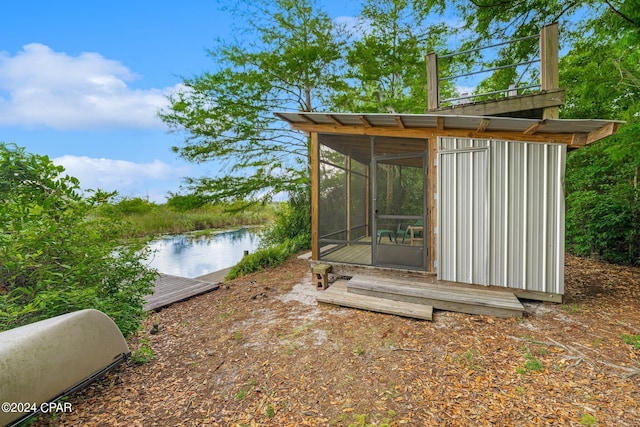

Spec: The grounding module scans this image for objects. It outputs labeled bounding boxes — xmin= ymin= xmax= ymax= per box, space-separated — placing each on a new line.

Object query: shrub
xmin=0 ymin=143 xmax=157 ymax=337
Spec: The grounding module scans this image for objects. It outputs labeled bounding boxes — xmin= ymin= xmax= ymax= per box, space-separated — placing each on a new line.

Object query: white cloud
xmin=0 ymin=43 xmax=180 ymax=130
xmin=53 ymin=155 xmax=191 ymax=202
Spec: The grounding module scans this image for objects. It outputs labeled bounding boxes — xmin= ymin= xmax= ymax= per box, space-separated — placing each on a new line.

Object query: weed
xmin=517 ymin=346 xmax=544 ymax=374
xmin=580 ymin=413 xmax=598 ymax=426
xmin=353 ymin=344 xmax=365 ymax=356
xmin=561 ymin=303 xmax=583 ymax=314
xmin=347 ymin=412 xmax=393 ymax=427
xmin=234 ymin=330 xmax=242 ymax=343
xmin=621 ymin=334 xmax=640 ymax=349
xmin=129 ymin=339 xmax=156 ymax=365
xmin=235 ymin=386 xmax=249 ymax=401
xmin=265 ymin=404 xmax=275 ymax=418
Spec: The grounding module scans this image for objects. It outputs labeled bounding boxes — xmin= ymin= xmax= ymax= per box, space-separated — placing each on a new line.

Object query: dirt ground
xmin=33 ymin=254 xmax=639 ymax=426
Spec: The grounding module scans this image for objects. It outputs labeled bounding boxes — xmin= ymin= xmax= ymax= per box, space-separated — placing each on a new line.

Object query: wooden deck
xmin=144 ymin=268 xmax=230 ymax=311
xmin=347 ymin=275 xmax=524 ymax=318
xmin=317 ymin=281 xmax=433 ymax=320
xmin=320 ymin=244 xmax=371 ymax=264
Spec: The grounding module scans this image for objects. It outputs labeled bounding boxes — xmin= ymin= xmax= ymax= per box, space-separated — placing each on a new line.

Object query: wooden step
xmin=317 ymin=281 xmax=433 ymax=321
xmin=347 ymin=275 xmax=523 ymax=318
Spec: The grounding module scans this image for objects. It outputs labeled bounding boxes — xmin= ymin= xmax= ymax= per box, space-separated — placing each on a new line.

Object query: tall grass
xmin=95 ymin=199 xmax=276 ymax=238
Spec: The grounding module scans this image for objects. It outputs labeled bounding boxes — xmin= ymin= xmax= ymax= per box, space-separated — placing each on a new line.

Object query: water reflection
xmin=145 ymin=228 xmax=261 ymax=278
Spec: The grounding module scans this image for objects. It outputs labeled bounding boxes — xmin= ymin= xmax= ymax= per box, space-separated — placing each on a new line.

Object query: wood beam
xmin=523 ymin=120 xmax=546 ymax=135
xmin=358 ymin=115 xmax=372 ymax=127
xmin=477 ymin=118 xmax=490 ymax=133
xmin=570 ymin=133 xmax=588 ymax=148
xmin=298 ymin=114 xmax=317 ymax=124
xmin=287 ymin=123 xmax=576 ymax=145
xmin=587 ymin=122 xmax=619 ymax=145
xmin=326 ymin=114 xmax=343 ymax=125
xmin=437 ymin=116 xmax=445 ymax=130
xmin=394 ymin=115 xmax=406 ymax=129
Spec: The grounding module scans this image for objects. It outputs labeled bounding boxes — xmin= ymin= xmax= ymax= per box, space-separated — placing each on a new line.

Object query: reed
xmin=95 ymin=201 xmax=276 ymax=238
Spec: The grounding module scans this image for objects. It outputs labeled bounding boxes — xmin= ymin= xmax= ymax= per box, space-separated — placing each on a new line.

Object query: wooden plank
xmin=524 ymin=120 xmax=545 ymax=135
xmin=587 ymin=122 xmax=619 ymax=145
xmin=435 ymin=90 xmax=565 ymax=118
xmin=144 ymin=274 xmax=220 ymax=311
xmin=318 ymin=281 xmax=433 ymax=320
xmin=347 ymin=275 xmax=523 ymax=318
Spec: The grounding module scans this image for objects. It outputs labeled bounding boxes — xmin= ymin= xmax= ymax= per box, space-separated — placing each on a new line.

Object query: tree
xmin=159 ymin=0 xmax=347 ymax=204
xmin=0 ymin=143 xmax=157 ymax=336
xmin=334 ymin=0 xmax=454 ymax=113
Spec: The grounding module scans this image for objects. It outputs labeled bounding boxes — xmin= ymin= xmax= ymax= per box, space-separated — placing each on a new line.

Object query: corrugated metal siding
xmin=438 ymin=137 xmax=565 ymax=295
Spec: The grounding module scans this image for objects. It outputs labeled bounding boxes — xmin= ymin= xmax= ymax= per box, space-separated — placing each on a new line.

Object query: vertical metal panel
xmin=438 ymin=138 xmax=489 ymax=285
xmin=438 ymin=137 xmax=566 ymax=295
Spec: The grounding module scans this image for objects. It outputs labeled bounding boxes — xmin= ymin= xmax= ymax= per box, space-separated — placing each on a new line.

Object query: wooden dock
xmin=144 ymin=268 xmax=231 ymax=311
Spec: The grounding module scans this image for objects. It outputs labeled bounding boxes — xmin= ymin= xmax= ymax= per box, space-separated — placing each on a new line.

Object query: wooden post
xmin=311 ymin=132 xmax=319 ymax=260
xmin=426 ymin=52 xmax=440 ymax=111
xmin=346 ymin=154 xmax=352 ymax=242
xmin=540 ymin=23 xmax=559 ymax=119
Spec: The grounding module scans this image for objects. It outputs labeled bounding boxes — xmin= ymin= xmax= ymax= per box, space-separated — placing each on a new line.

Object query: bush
xmin=226 ymin=186 xmax=311 ymax=280
xmin=565 ymin=123 xmax=640 ymax=265
xmin=260 ymin=186 xmax=311 ymax=249
xmin=0 ymin=143 xmax=158 ymax=337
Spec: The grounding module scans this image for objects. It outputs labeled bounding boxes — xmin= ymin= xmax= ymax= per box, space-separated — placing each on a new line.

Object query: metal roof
xmin=274 ymin=111 xmax=622 ymax=142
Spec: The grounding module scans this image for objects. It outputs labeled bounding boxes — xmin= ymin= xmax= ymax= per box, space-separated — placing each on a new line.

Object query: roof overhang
xmin=274 ymin=111 xmax=623 ymax=148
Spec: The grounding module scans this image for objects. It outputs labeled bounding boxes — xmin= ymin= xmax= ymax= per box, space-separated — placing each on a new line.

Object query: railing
xmin=427 ymin=23 xmax=558 ymax=111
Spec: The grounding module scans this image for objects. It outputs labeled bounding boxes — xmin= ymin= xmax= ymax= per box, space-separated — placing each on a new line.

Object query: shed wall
xmin=438 ymin=137 xmax=565 ymax=294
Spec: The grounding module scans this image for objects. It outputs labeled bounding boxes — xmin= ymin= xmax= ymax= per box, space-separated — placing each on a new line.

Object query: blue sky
xmin=0 ymin=0 xmax=359 ymax=203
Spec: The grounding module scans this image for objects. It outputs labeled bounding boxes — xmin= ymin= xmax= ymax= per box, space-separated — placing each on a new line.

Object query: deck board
xmin=348 ymin=275 xmax=524 ymax=318
xmin=318 ymin=281 xmax=433 ymax=320
xmin=144 ymin=272 xmax=226 ymax=311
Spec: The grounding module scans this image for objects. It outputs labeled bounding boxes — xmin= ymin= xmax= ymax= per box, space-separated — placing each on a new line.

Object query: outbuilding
xmin=275 ymin=23 xmax=622 ymax=316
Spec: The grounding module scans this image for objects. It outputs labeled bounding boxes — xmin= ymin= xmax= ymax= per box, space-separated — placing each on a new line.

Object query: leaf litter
xmin=32 ymin=254 xmax=639 ymax=426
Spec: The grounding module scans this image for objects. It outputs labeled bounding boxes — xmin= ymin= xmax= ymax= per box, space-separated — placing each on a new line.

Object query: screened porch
xmin=316 ymin=133 xmax=430 ymax=271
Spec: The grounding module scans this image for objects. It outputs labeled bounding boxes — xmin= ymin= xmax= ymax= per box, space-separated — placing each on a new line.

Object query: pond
xmin=145 ymin=228 xmax=262 ymax=278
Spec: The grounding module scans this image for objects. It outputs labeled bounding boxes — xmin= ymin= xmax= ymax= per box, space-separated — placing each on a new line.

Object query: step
xmin=347 ymin=275 xmax=523 ymax=318
xmin=317 ymin=281 xmax=432 ymax=320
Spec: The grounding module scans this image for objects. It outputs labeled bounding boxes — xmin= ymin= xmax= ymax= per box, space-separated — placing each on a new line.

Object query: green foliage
xmin=166 ymin=192 xmax=208 ymax=211
xmin=335 ymin=0 xmax=453 ymax=113
xmin=129 ymin=338 xmax=156 ymax=364
xmin=566 ymin=123 xmax=640 ymax=265
xmin=0 ymin=143 xmax=157 ymax=337
xmin=225 ymin=236 xmax=308 ymax=280
xmin=260 ymin=187 xmax=311 ymax=249
xmin=580 ymin=413 xmax=599 ymax=426
xmin=95 ymin=202 xmax=274 ymax=238
xmin=517 ymin=347 xmax=545 ymax=374
xmin=112 ymin=197 xmax=156 ymax=215
xmin=225 ymin=186 xmax=311 ymax=280
xmin=621 ymin=334 xmax=640 ymax=350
